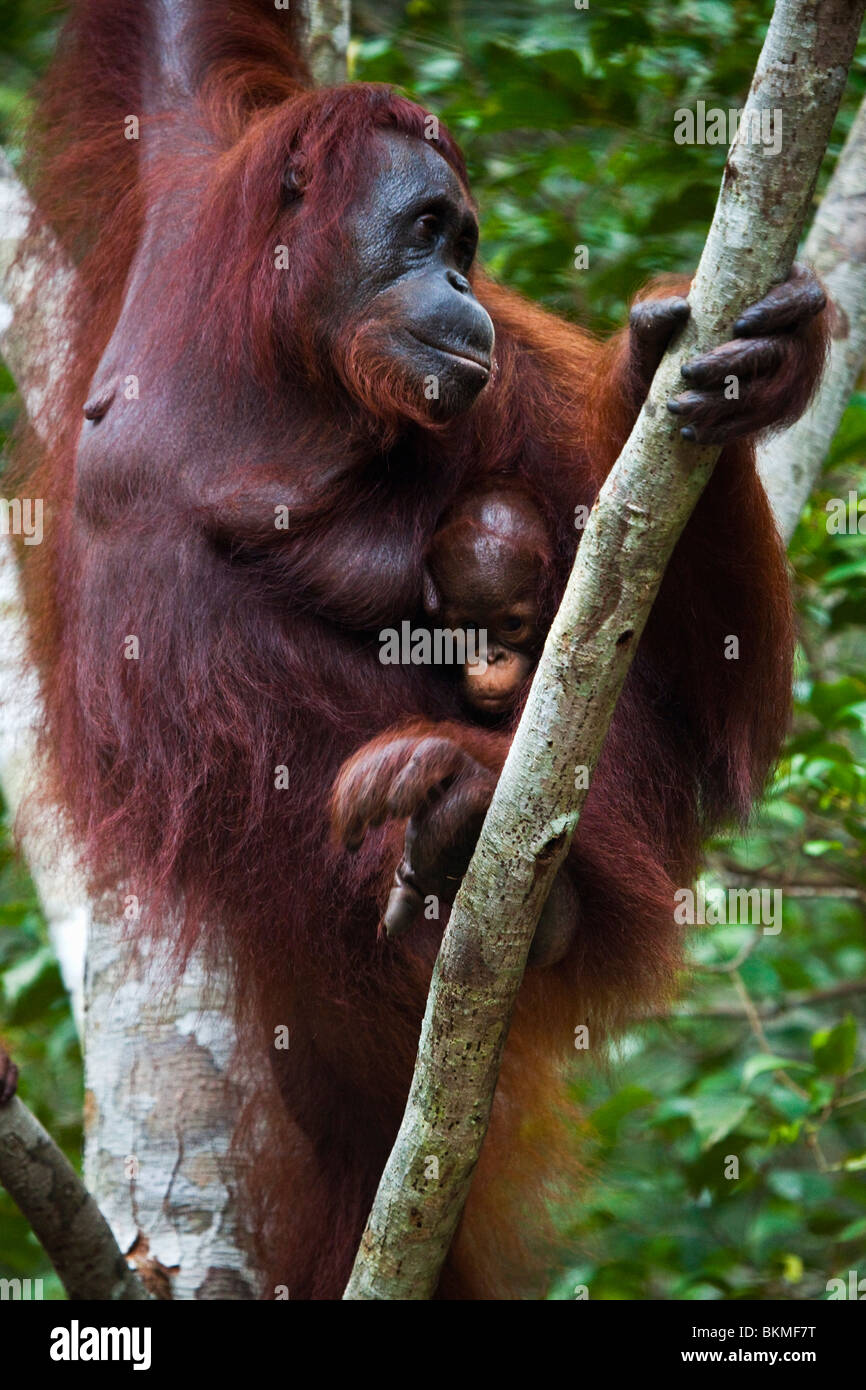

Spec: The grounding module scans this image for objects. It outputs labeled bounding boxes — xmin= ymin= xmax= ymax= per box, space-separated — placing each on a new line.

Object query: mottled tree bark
xmin=299 ymin=0 xmax=351 ymax=85
xmin=758 ymin=96 xmax=866 ymax=541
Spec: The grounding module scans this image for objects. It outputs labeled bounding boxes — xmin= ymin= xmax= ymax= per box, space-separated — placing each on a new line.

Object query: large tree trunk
xmin=1 ymin=148 xmax=256 ymax=1298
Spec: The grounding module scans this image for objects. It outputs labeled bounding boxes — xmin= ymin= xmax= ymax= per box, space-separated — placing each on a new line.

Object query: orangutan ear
xmin=281 ymin=161 xmax=304 ymax=205
xmin=422 ymin=567 xmax=441 ymax=617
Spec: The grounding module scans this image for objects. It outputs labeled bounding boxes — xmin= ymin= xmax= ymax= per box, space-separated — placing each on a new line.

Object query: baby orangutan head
xmin=423 ymin=485 xmax=553 ymax=716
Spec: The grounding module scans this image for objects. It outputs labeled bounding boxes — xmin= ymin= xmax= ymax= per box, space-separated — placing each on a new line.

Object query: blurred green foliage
xmin=1 ymin=0 xmax=864 ymax=1300
xmin=354 ymin=0 xmax=865 ymax=333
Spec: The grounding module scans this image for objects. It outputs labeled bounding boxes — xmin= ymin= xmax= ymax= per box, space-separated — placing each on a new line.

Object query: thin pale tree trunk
xmin=758 ymin=96 xmax=866 ymax=541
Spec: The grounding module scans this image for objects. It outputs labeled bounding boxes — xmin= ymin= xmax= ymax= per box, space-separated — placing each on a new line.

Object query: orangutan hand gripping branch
xmin=9 ymin=0 xmax=827 ymax=1298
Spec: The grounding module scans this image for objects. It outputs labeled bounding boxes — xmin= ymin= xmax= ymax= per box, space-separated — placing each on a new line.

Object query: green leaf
xmin=822 ymin=561 xmax=866 ymax=585
xmin=807 ymin=678 xmax=866 ymax=728
xmin=742 ymin=1055 xmax=814 ymax=1087
xmin=2 ymin=945 xmax=58 ymax=1019
xmin=837 ymin=701 xmax=866 ymax=730
xmin=686 ymin=1095 xmax=752 ymax=1149
xmin=590 ymin=1085 xmax=655 ymax=1141
xmin=781 ymin=1253 xmax=804 ymax=1283
xmin=767 ymin=1170 xmax=831 ymax=1202
xmin=811 ymin=1016 xmax=858 ymax=1076
xmin=803 ymin=839 xmax=844 ymax=858
xmin=769 ymin=1121 xmax=803 ymax=1145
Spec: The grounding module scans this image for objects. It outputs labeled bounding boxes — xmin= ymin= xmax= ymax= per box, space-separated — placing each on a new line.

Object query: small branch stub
xmin=0 ymin=1096 xmax=152 ymax=1300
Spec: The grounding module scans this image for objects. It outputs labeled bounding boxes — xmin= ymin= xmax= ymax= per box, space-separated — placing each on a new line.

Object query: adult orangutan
xmin=8 ymin=0 xmax=828 ymax=1298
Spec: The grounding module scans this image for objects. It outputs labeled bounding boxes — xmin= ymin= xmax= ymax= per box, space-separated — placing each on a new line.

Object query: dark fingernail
xmin=680 ymin=363 xmax=694 ymax=380
xmin=383 ymin=907 xmax=409 ymax=939
xmin=384 ymin=881 xmax=424 ymax=938
xmin=667 ymin=399 xmax=683 ymax=414
xmin=681 ymin=426 xmax=696 ymax=442
xmin=733 ymin=318 xmax=748 ymax=336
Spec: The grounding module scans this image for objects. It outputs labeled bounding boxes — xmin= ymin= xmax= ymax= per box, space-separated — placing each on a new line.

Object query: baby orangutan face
xmin=423 ymin=488 xmax=551 ymax=716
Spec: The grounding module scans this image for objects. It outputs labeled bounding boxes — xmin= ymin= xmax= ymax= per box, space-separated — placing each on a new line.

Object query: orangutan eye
xmin=414 ymin=213 xmax=440 ymax=241
xmin=501 ymin=615 xmax=524 ymax=633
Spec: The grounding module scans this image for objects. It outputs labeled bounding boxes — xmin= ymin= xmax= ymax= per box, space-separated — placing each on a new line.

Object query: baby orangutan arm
xmin=331 ymin=721 xmax=578 ymax=965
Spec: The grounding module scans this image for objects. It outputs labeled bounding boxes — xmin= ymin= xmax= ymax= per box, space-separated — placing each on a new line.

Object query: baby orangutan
xmin=423 ymin=484 xmax=552 ymax=717
xmin=371 ymin=484 xmax=575 ymax=959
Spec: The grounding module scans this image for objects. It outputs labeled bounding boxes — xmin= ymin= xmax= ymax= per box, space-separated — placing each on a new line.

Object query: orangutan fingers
xmin=628 ymin=295 xmax=690 ymax=344
xmin=732 ymin=263 xmax=826 ymax=338
xmin=679 ymin=336 xmax=785 ymax=388
xmin=386 ymin=737 xmax=473 ymax=819
xmin=628 ymin=295 xmax=690 ymax=387
xmin=331 ymin=735 xmax=421 ymax=848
